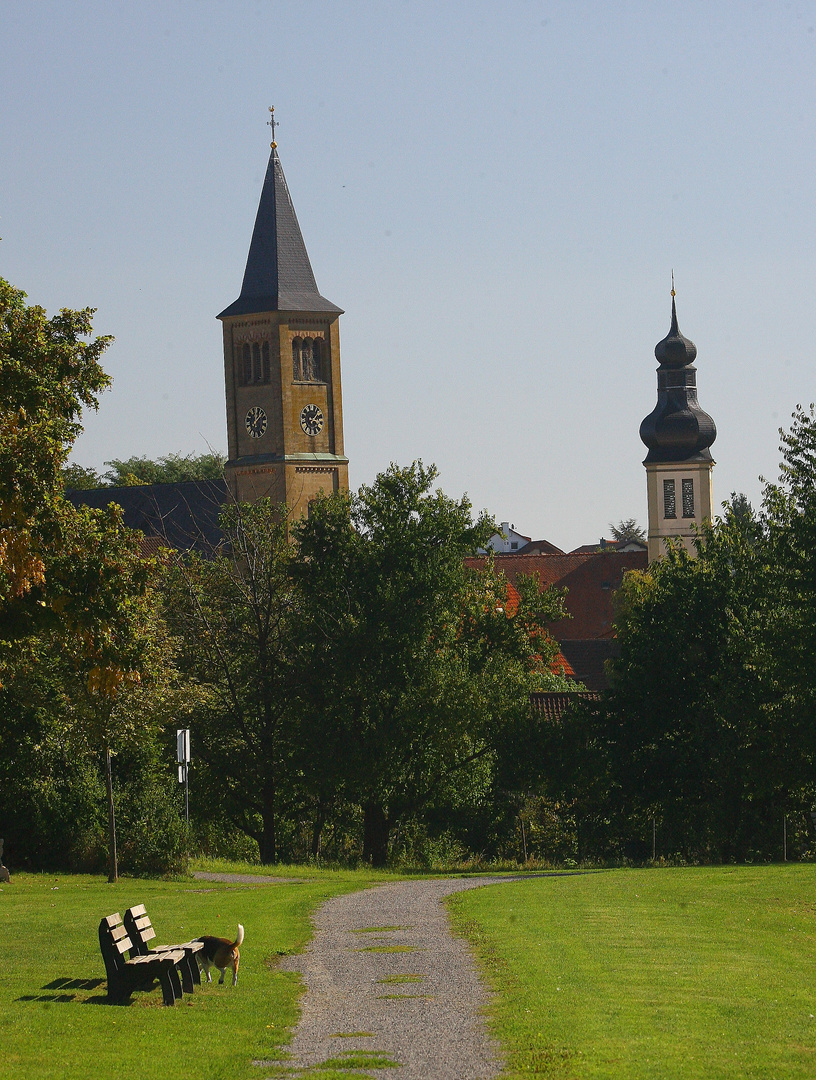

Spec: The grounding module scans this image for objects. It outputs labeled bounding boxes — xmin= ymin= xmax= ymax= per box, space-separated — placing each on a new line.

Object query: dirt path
xmin=266 ymin=877 xmax=510 ymax=1079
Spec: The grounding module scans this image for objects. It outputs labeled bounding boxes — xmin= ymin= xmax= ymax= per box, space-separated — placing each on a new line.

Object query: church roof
xmin=218 ymin=145 xmax=342 ymax=319
xmin=66 ymin=479 xmax=229 ymax=555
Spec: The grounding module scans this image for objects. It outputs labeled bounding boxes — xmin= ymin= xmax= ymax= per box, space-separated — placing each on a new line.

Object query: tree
xmin=0 ymin=278 xmax=111 ymax=632
xmin=62 ymin=452 xmax=227 ymax=489
xmin=0 ymin=281 xmax=188 ymax=877
xmin=293 ymin=462 xmax=569 ymax=866
xmin=608 ymin=518 xmax=646 ymax=544
xmin=163 ymin=499 xmax=299 ymax=864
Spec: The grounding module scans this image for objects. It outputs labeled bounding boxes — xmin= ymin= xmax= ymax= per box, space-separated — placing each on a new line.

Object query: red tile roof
xmin=465 ymin=550 xmax=648 ymax=641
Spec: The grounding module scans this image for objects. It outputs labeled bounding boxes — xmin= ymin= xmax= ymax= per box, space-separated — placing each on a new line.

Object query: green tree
xmin=608 ymin=518 xmax=646 ymax=544
xmin=163 ymin=499 xmax=298 ymax=864
xmin=100 ymin=452 xmax=226 ymax=487
xmin=293 ymin=462 xmax=569 ymax=866
xmin=0 ymin=281 xmax=188 ymax=877
xmin=0 ymin=278 xmax=111 ymax=629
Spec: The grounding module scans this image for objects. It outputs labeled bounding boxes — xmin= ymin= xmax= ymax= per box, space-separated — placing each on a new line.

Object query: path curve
xmin=269 ymin=877 xmax=510 ymax=1079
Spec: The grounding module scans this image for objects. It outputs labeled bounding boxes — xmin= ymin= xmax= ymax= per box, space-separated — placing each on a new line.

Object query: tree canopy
xmin=63 ymin=452 xmax=226 ymax=489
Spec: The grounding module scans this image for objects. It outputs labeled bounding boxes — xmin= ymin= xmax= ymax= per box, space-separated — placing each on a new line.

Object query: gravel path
xmin=268 ymin=877 xmax=511 ymax=1079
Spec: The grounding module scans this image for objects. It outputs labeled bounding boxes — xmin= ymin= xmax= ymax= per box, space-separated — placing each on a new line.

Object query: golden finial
xmin=267 ymin=106 xmax=278 ymax=149
xmin=671 ymin=269 xmax=676 ymax=298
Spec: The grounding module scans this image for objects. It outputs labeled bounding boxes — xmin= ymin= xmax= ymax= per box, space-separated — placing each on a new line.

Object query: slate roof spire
xmin=218 ymin=109 xmax=342 ymax=319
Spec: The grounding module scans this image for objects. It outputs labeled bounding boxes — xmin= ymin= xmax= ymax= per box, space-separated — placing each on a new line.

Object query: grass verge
xmin=0 ymin=867 xmax=392 ymax=1080
xmin=448 ymin=865 xmax=816 ymax=1079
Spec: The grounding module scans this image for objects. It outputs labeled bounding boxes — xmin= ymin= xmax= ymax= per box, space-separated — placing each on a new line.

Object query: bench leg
xmin=157 ymin=959 xmax=182 ymax=1005
xmin=179 ymin=953 xmax=197 ymax=994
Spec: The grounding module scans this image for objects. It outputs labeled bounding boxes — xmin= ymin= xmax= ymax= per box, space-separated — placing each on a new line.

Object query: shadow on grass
xmin=16 ymin=976 xmax=107 ymax=1004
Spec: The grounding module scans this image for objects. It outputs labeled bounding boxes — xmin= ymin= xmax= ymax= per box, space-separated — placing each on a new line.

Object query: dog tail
xmin=234 ymin=924 xmax=244 ymax=948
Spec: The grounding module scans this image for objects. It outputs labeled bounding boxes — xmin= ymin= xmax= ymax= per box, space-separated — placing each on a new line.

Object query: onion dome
xmin=640 ymin=291 xmax=716 ymax=464
xmin=654 ymin=296 xmax=697 ymax=368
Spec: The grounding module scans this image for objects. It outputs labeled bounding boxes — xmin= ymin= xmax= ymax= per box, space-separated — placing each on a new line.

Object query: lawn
xmin=449 ymin=865 xmax=816 ymax=1079
xmin=0 ymin=865 xmax=400 ymax=1080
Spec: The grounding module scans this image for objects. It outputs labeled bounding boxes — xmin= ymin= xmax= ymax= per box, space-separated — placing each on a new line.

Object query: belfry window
xmin=238 ymin=340 xmax=271 ymax=385
xmin=663 ymin=479 xmax=676 ymax=519
xmin=292 ymin=336 xmax=324 ymax=382
xmin=682 ymin=478 xmax=695 ymax=518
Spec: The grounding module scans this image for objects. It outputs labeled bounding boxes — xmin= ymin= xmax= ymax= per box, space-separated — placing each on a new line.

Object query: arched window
xmin=262 ymin=341 xmax=271 ymax=383
xmin=242 ymin=343 xmax=252 ymax=385
xmin=252 ymin=342 xmax=262 ymax=384
xmin=292 ymin=337 xmax=302 ymax=381
xmin=302 ymin=338 xmax=314 ymax=381
xmin=312 ymin=338 xmax=322 ymax=382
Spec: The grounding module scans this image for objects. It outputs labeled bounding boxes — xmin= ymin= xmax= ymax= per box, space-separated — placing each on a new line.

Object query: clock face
xmin=300 ymin=403 xmax=324 ymax=436
xmin=245 ymin=406 xmax=267 ymax=439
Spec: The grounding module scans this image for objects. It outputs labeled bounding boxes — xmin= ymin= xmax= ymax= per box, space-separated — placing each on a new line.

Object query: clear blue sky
xmin=2 ymin=0 xmax=814 ymax=550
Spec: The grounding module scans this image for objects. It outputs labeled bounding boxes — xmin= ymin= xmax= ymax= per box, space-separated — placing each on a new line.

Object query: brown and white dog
xmin=195 ymin=924 xmax=244 ymax=986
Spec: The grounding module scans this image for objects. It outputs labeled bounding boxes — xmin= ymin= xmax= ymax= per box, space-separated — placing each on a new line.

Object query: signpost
xmin=177 ymin=729 xmax=191 ymax=826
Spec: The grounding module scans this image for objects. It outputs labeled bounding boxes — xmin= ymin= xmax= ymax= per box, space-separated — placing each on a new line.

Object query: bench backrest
xmin=98 ymin=913 xmax=135 ymax=980
xmin=124 ymin=905 xmax=156 ymax=956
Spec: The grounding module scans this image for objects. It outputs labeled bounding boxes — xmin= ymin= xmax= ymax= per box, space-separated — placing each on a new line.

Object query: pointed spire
xmin=654 ymin=275 xmax=696 ymax=369
xmin=218 ymin=112 xmax=342 ymax=319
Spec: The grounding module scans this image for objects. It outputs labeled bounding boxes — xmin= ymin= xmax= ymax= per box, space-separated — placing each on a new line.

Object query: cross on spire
xmin=267 ymin=106 xmax=278 ymax=149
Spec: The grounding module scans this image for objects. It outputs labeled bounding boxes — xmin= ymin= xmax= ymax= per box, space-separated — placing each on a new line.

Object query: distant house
xmin=464 ymin=549 xmax=647 ymax=690
xmin=569 ymin=537 xmax=647 ymax=554
xmin=480 ymin=522 xmax=565 ymax=555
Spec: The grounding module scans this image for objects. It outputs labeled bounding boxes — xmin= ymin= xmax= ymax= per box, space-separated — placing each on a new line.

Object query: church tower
xmin=640 ymin=288 xmax=716 ymax=562
xmin=217 ymin=111 xmax=348 ymax=518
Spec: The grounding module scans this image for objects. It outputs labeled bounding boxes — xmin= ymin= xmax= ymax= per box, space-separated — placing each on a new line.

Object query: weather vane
xmin=671 ymin=269 xmax=676 ymax=298
xmin=268 ymin=106 xmax=278 ymax=149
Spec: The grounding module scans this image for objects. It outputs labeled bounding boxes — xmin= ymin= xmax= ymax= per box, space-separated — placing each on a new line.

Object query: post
xmin=176 ymin=729 xmax=191 ymax=826
xmin=783 ymin=814 xmax=787 ymax=862
xmin=652 ymin=816 xmax=656 ymax=862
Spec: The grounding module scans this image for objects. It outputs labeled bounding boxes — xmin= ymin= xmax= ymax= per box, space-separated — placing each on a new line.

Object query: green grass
xmin=449 ymin=865 xmax=816 ymax=1079
xmin=0 ymin=868 xmax=394 ymax=1080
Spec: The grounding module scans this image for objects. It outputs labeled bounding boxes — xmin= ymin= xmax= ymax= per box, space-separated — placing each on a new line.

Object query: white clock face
xmin=300 ymin=403 xmax=324 ymax=436
xmin=245 ymin=406 xmax=267 ymax=439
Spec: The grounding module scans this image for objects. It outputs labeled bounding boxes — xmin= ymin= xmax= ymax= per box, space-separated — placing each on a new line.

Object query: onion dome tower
xmin=217 ymin=108 xmax=348 ymax=517
xmin=640 ymin=284 xmax=716 ymax=562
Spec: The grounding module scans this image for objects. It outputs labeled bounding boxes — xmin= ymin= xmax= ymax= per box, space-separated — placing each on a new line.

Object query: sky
xmin=2 ymin=0 xmax=815 ymax=551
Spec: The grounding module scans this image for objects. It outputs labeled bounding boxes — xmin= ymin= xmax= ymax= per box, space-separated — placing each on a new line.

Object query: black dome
xmin=640 ymin=294 xmax=716 ymax=464
xmin=654 ymin=296 xmax=697 ymax=369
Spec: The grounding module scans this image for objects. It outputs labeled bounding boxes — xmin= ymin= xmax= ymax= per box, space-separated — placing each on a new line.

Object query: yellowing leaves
xmin=0 ymin=526 xmax=45 ymax=598
xmin=86 ymin=665 xmax=141 ymax=699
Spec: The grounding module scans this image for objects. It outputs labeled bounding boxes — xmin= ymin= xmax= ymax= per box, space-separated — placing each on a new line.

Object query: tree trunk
xmin=104 ymin=746 xmax=118 ymax=884
xmin=311 ymin=800 xmax=327 ymax=860
xmin=259 ymin=774 xmax=276 ymax=864
xmin=363 ymin=801 xmax=390 ymax=867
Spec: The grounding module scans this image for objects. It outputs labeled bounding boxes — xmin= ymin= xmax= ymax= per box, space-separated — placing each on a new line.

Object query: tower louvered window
xmin=242 ymin=344 xmax=252 ymax=385
xmin=663 ymin=479 xmax=676 ymax=519
xmin=682 ymin=478 xmax=695 ymax=518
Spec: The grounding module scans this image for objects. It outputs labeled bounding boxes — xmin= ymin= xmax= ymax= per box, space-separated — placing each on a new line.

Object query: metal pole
xmin=783 ymin=814 xmax=787 ymax=862
xmin=652 ymin=816 xmax=656 ymax=862
xmin=184 ymin=763 xmax=189 ymax=826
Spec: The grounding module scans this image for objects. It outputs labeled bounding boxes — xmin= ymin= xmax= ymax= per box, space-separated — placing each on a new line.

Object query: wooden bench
xmin=124 ymin=905 xmax=205 ymax=995
xmin=98 ymin=913 xmax=186 ymax=1005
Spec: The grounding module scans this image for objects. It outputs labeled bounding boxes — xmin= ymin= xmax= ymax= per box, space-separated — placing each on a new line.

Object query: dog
xmin=195 ymin=924 xmax=244 ymax=986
